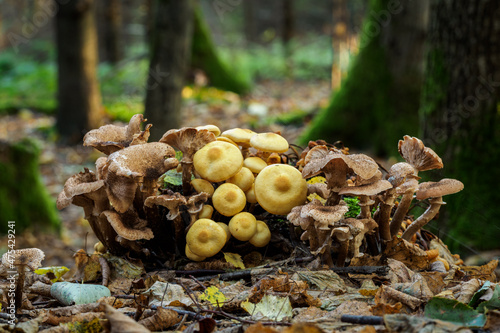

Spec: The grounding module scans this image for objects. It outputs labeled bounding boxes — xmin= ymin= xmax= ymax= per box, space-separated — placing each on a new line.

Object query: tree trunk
xmin=144 ymin=0 xmax=194 ymax=140
xmin=0 ymin=139 xmax=60 ymax=234
xmin=331 ymin=0 xmax=348 ymax=90
xmin=300 ymin=0 xmax=429 ymax=156
xmin=96 ymin=0 xmax=123 ymax=63
xmin=243 ymin=0 xmax=257 ymax=44
xmin=56 ymin=0 xmax=102 ymax=144
xmin=191 ymin=7 xmax=251 ymax=95
xmin=420 ymin=0 xmax=500 ymax=251
xmin=282 ymin=0 xmax=294 ymax=76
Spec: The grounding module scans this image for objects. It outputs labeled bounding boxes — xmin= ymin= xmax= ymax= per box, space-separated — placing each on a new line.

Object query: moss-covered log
xmin=0 ymin=139 xmax=60 ymax=233
xmin=191 ymin=7 xmax=251 ymax=95
xmin=420 ymin=0 xmax=500 ymax=252
xmin=300 ymin=0 xmax=428 ymax=155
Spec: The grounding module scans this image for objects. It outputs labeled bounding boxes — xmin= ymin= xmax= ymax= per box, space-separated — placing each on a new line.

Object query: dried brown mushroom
xmin=2 ymin=248 xmax=45 ymax=310
xmin=398 ymin=135 xmax=443 ymax=172
xmin=102 ymin=142 xmax=179 ymax=213
xmin=101 ymin=210 xmax=154 ymax=241
xmin=160 ymin=127 xmax=216 ymax=194
xmin=145 ymin=191 xmax=187 ymax=245
xmin=401 ymin=178 xmax=464 ymax=241
xmin=389 ymin=177 xmax=420 ymax=236
xmin=83 ymin=114 xmax=150 ymax=155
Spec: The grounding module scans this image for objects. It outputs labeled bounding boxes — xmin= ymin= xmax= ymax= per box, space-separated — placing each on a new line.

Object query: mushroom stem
xmin=318 ymin=230 xmax=334 ymax=267
xmin=181 ymin=161 xmax=193 ymax=195
xmin=390 ymin=191 xmax=414 ymax=237
xmin=358 ymin=196 xmax=372 ymax=219
xmin=14 ymin=267 xmax=26 ymax=311
xmin=401 ymin=197 xmax=444 ymax=241
xmin=336 ymin=239 xmax=349 ymax=267
xmin=307 ymin=226 xmax=319 ymax=252
xmin=326 ymin=191 xmax=341 ymax=206
xmin=376 ymin=190 xmax=396 ymax=241
xmin=173 ymin=215 xmax=186 ymax=246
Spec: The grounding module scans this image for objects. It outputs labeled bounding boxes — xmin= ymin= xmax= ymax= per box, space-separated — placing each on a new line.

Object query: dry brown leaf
xmin=183 ymin=260 xmax=234 ymax=271
xmin=249 ymin=275 xmax=308 ymax=303
xmin=292 ymin=306 xmax=329 ymax=322
xmin=375 ymin=285 xmax=423 ymax=311
xmin=485 ymin=309 xmax=500 ymax=333
xmin=370 ymin=302 xmax=403 ymax=316
xmin=282 ymin=322 xmax=325 ymax=333
xmin=103 ymin=303 xmax=150 ymax=333
xmin=245 ymin=322 xmax=279 ymax=333
xmin=454 ymin=279 xmax=482 ymax=304
xmin=138 ymin=306 xmax=181 ymax=331
xmin=107 ymin=276 xmax=133 ymax=294
xmin=460 ymin=260 xmax=498 ymax=282
xmin=382 ymin=237 xmax=429 ymax=271
xmin=419 ymin=271 xmax=446 ymax=295
xmin=44 ymin=312 xmax=105 ymax=325
xmin=331 ymin=300 xmax=372 ymax=317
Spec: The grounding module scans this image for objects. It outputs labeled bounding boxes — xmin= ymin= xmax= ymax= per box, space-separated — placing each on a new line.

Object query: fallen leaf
xmin=199 ymin=286 xmax=227 ymax=307
xmin=241 ymin=294 xmax=293 ymax=321
xmin=424 ymin=297 xmax=486 ymax=327
xmin=224 ymin=252 xmax=245 ymax=269
xmin=143 ymin=282 xmax=194 ymax=307
xmin=35 ymin=266 xmax=70 ymax=283
xmin=104 ymin=303 xmax=150 ymax=333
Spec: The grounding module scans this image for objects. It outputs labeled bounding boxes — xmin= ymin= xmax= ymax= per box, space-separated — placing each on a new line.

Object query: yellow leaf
xmin=35 ymin=266 xmax=70 ymax=283
xmin=307 ymin=176 xmax=326 ymax=185
xmin=224 ymin=252 xmax=245 ymax=269
xmin=199 ymin=286 xmax=226 ymax=307
xmin=307 ymin=193 xmax=326 ymax=204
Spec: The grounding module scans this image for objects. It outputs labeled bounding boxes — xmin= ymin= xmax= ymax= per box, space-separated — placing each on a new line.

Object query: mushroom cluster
xmin=288 ymin=135 xmax=464 ymax=267
xmin=58 ymin=115 xmax=463 ymax=267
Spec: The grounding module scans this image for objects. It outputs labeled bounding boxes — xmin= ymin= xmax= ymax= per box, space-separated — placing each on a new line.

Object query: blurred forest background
xmin=0 ymin=0 xmax=499 ymax=262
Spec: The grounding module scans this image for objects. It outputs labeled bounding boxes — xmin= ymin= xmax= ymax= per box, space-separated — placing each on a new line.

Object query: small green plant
xmin=344 ymin=196 xmax=361 ymax=218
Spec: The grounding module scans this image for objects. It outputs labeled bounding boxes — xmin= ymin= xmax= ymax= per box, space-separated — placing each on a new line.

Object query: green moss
xmin=344 ymin=196 xmax=361 ymax=218
xmin=299 ymin=0 xmax=420 ymax=156
xmin=0 ymin=138 xmax=60 ymax=234
xmin=191 ymin=7 xmax=251 ymax=95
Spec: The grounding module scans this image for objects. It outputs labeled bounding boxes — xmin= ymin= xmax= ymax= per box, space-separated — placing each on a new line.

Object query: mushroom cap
xmin=304 ymin=145 xmax=329 ymax=165
xmin=196 ymin=124 xmax=221 ymax=137
xmin=254 ymin=164 xmax=308 ymax=215
xmin=227 ymin=167 xmax=255 ymax=192
xmin=243 ymin=157 xmax=268 ymax=174
xmin=306 ymin=201 xmax=349 ymax=230
xmin=159 ymin=127 xmax=216 ymax=163
xmin=56 ymin=168 xmax=105 ymax=210
xmin=332 ymin=227 xmax=351 ymax=242
xmin=216 ymin=136 xmax=239 ymax=146
xmin=245 ymin=183 xmax=257 ymax=204
xmin=83 ymin=114 xmax=147 ymax=155
xmin=144 ymin=192 xmax=187 ymax=220
xmin=416 ymin=178 xmax=464 ymax=200
xmin=193 ymin=141 xmax=243 ymax=182
xmin=1 ymin=248 xmax=45 ymax=271
xmin=228 ymin=212 xmax=258 ymax=241
xmin=396 ymin=178 xmax=420 ymax=195
xmin=221 ymin=128 xmax=256 ymax=146
xmin=101 ymin=210 xmax=154 ymax=241
xmin=191 ymin=179 xmax=215 ymax=197
xmin=388 ymin=162 xmax=419 ymax=186
xmin=186 ymin=192 xmax=210 ymax=214
xmin=212 ymin=183 xmax=247 ymax=216
xmin=339 ymin=180 xmax=392 ymax=196
xmin=186 ymin=219 xmax=227 ymax=257
xmin=217 ymin=222 xmax=231 ymax=242
xmin=398 ymin=136 xmax=443 ymax=172
xmin=250 ymin=133 xmax=289 ymax=153
xmin=249 ymin=221 xmax=271 ymax=247
xmin=199 ymin=205 xmax=214 ymax=219
xmin=185 ymin=244 xmax=206 ymax=262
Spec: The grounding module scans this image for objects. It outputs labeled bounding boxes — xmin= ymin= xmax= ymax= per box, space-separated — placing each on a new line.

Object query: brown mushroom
xmin=160 ymin=127 xmax=216 ymax=194
xmin=339 ymin=179 xmax=392 ymax=219
xmin=101 ymin=210 xmax=154 ymax=241
xmin=398 ymin=135 xmax=443 ymax=172
xmin=332 ymin=227 xmax=351 ymax=267
xmin=186 ymin=192 xmax=210 ymax=225
xmin=2 ymin=248 xmax=45 ymax=310
xmin=389 ymin=177 xmax=420 ymax=236
xmin=287 ymin=199 xmax=323 ymax=251
xmin=401 ymin=179 xmax=464 ymax=241
xmin=83 ymin=114 xmax=150 ymax=155
xmin=102 ymin=142 xmax=179 ymax=213
xmin=145 ymin=191 xmax=187 ymax=245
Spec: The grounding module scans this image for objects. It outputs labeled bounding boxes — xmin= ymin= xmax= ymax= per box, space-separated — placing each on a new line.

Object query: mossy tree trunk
xmin=420 ymin=0 xmax=500 ymax=252
xmin=191 ymin=7 xmax=251 ymax=95
xmin=144 ymin=0 xmax=194 ymax=140
xmin=0 ymin=139 xmax=60 ymax=234
xmin=300 ymin=0 xmax=429 ymax=155
xmin=56 ymin=0 xmax=103 ymax=144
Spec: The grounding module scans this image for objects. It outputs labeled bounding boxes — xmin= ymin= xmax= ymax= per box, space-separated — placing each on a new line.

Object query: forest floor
xmin=1 ymin=80 xmax=499 ymax=332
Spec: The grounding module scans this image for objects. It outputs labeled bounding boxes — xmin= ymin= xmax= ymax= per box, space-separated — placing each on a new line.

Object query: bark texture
xmin=56 ymin=0 xmax=102 ymax=144
xmin=144 ymin=0 xmax=194 ymax=140
xmin=301 ymin=0 xmax=429 ymax=155
xmin=420 ymin=1 xmax=500 ymax=250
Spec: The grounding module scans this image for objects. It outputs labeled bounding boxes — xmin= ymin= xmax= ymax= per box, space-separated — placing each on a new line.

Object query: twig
xmin=189 ymin=275 xmax=207 ymax=291
xmin=175 ymin=269 xmax=226 ymax=276
xmin=341 ymin=314 xmax=384 ymax=325
xmin=331 ymin=266 xmax=388 ymax=275
xmin=201 ymin=308 xmax=292 ymax=326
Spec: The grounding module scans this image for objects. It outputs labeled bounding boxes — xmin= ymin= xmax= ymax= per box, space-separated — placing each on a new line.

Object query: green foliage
xmin=344 ymin=197 xmax=361 ymax=218
xmin=424 ymin=297 xmax=486 ymax=328
xmin=0 ymin=138 xmax=60 ymax=233
xmin=477 ymin=284 xmax=500 ymax=313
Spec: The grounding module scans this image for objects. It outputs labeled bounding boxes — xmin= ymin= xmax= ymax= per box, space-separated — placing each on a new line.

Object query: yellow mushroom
xmin=254 ymin=164 xmax=307 ymax=215
xmin=243 ymin=157 xmax=268 ymax=174
xmin=228 ymin=212 xmax=258 ymax=241
xmin=186 ymin=219 xmax=227 ymax=258
xmin=212 ymin=183 xmax=247 ymax=216
xmin=249 ymin=221 xmax=271 ymax=247
xmin=227 ymin=167 xmax=254 ymax=192
xmin=191 ymin=178 xmax=215 ymax=197
xmin=185 ymin=244 xmax=206 ymax=262
xmin=199 ymin=204 xmax=214 ymax=219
